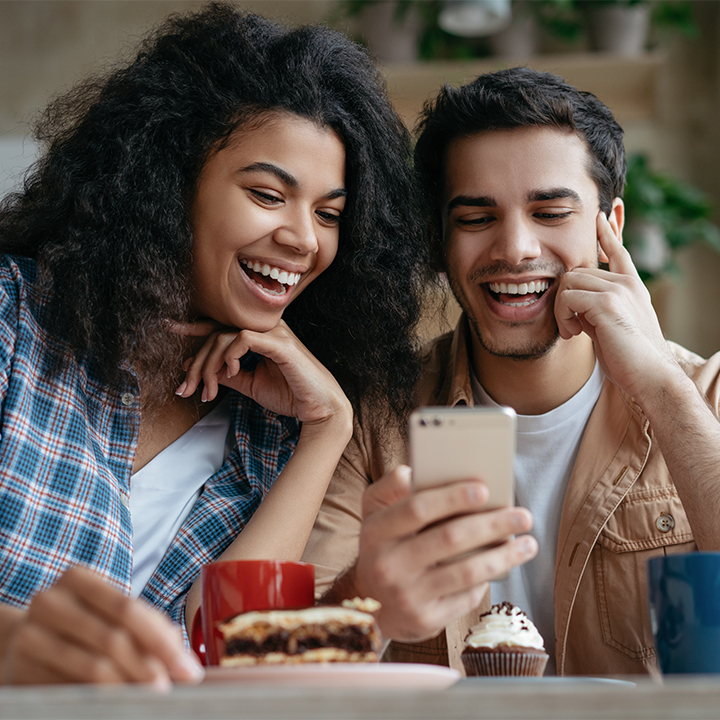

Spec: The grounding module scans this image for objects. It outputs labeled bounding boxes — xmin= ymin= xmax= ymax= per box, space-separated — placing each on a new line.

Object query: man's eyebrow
xmin=529 ymin=187 xmax=583 ymax=204
xmin=446 ymin=195 xmax=496 ymax=213
xmin=239 ymin=162 xmax=346 ymax=199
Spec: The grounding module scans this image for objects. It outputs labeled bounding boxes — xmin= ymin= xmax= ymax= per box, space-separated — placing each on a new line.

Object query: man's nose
xmin=489 ymin=215 xmax=542 ymax=266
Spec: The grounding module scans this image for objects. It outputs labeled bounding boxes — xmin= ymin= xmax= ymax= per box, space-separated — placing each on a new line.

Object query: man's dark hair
xmin=414 ymin=67 xmax=626 ymax=266
xmin=0 ymin=3 xmax=429 ymax=417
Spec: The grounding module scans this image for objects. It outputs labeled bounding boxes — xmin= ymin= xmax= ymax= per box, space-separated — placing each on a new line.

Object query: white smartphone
xmin=409 ymin=406 xmax=516 ymax=510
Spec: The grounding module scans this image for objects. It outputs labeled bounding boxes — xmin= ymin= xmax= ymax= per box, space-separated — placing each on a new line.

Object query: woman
xmin=0 ymin=4 xmax=427 ymax=685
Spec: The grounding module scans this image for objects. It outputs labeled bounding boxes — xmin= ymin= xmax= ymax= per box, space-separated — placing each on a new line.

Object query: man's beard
xmin=466 ymin=313 xmax=560 ymax=361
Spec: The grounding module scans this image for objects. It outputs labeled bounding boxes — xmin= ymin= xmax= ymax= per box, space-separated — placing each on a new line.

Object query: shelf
xmin=381 ymin=53 xmax=664 ymax=129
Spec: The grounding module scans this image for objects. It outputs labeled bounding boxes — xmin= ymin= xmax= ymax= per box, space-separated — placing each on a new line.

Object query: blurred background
xmin=2 ymin=0 xmax=720 ymax=355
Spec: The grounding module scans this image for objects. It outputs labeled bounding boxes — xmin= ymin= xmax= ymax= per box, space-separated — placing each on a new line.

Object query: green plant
xmin=623 ymin=154 xmax=720 ymax=283
xmin=535 ymin=0 xmax=697 ymax=44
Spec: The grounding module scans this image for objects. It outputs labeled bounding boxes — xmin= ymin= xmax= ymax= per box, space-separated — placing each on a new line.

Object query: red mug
xmin=191 ymin=559 xmax=315 ymax=666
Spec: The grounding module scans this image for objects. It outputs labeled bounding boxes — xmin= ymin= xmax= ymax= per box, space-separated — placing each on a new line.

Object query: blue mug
xmin=647 ymin=552 xmax=720 ymax=674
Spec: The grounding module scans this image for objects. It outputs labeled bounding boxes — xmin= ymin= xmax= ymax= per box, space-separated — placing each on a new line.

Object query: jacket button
xmin=656 ymin=513 xmax=675 ymax=532
xmin=121 ymin=392 xmax=135 ymax=406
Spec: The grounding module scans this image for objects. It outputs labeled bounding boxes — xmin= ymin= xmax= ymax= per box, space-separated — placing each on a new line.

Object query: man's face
xmin=442 ymin=126 xmax=603 ymax=360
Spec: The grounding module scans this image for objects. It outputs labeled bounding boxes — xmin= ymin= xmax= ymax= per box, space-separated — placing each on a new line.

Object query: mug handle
xmin=190 ymin=609 xmax=206 ymax=666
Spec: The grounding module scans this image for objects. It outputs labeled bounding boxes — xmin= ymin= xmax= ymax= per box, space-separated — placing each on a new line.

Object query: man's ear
xmin=599 ymin=197 xmax=624 ymax=264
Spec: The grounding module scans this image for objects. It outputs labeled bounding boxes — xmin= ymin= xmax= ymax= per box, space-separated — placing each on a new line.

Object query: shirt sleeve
xmin=301 ymin=407 xmax=407 ymax=597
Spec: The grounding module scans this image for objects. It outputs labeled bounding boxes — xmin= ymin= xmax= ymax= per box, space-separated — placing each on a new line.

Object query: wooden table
xmin=2 ymin=674 xmax=720 ymax=720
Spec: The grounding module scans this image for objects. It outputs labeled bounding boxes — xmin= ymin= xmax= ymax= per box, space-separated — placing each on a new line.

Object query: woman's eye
xmin=316 ymin=210 xmax=342 ymax=225
xmin=250 ymin=189 xmax=282 ymax=204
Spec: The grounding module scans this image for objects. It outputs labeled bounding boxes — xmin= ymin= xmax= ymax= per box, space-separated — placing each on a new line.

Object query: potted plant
xmin=623 ymin=154 xmax=720 ymax=284
xmin=334 ymin=0 xmax=435 ymax=63
xmin=574 ymin=0 xmax=696 ymax=55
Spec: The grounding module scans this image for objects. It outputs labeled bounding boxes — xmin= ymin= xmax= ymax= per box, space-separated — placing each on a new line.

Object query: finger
xmin=11 ymin=621 xmax=128 ymax=685
xmin=26 ymin=584 xmax=164 ymax=685
xmin=597 ymin=211 xmax=638 ymax=278
xmin=361 ymin=466 xmax=413 ymax=518
xmin=426 ymin=534 xmax=538 ymax=598
xmin=198 ymin=333 xmax=241 ymax=402
xmin=59 ymin=568 xmax=203 ymax=684
xmin=177 ymin=334 xmax=217 ymax=398
xmin=362 ymin=480 xmax=491 ymax=544
xmin=399 ymin=506 xmax=533 ymax=570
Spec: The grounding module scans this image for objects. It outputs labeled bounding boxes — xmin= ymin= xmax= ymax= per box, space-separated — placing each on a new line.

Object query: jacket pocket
xmin=594 ymin=487 xmax=696 ymax=659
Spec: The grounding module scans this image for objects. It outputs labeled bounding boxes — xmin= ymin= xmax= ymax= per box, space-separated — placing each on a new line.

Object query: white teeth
xmin=488 ymin=279 xmax=549 ymax=296
xmin=240 ymin=259 xmax=301 ymax=287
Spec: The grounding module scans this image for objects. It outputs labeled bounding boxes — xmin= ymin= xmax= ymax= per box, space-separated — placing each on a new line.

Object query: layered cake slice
xmin=218 ymin=598 xmax=382 ymax=666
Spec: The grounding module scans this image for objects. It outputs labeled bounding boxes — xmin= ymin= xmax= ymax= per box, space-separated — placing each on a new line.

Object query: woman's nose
xmin=273 ymin=209 xmax=319 ymax=254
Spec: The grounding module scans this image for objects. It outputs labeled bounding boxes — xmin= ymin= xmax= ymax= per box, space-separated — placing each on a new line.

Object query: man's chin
xmin=468 ymin=318 xmax=560 ymax=361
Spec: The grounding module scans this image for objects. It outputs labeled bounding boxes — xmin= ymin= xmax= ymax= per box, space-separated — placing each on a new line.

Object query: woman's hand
xmin=1 ymin=566 xmax=204 ymax=687
xmin=174 ymin=320 xmax=352 ymax=429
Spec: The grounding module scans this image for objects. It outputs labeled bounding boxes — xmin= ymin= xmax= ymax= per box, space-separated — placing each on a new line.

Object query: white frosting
xmin=464 ymin=603 xmax=545 ymax=650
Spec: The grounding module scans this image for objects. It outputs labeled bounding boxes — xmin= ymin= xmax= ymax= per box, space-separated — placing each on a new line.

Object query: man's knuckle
xmin=369 ymin=559 xmax=395 ymax=589
xmin=405 ymin=496 xmax=428 ymax=525
xmin=438 ymin=522 xmax=463 ymax=549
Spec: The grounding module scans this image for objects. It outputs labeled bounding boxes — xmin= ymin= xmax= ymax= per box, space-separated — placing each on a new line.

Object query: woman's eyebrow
xmin=239 ymin=162 xmax=347 ymax=199
xmin=239 ymin=162 xmax=297 ymax=187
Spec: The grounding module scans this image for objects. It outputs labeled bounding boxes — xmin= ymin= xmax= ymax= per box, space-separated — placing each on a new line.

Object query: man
xmin=302 ymin=68 xmax=720 ymax=677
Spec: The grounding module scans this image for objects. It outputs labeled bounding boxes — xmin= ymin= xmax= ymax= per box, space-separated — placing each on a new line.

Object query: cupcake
xmin=461 ymin=602 xmax=549 ymax=677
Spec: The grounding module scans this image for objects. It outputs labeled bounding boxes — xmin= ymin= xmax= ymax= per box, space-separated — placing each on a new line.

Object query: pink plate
xmin=203 ymin=662 xmax=460 ymax=689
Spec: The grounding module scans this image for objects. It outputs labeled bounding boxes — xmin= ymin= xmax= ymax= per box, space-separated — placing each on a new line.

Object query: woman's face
xmin=189 ymin=112 xmax=346 ymax=331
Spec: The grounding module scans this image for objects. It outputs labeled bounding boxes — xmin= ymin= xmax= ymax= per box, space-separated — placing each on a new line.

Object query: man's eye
xmin=535 ymin=211 xmax=572 ymax=220
xmin=457 ymin=216 xmax=493 ymax=226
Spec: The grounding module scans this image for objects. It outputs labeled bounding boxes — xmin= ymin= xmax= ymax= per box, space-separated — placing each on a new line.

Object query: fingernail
xmin=151 ymin=674 xmax=173 ymax=693
xmin=174 ymin=653 xmax=205 ymax=683
xmin=175 ymin=381 xmax=187 ymax=396
xmin=227 ymin=367 xmax=233 ymax=379
xmin=520 ymin=536 xmax=536 ymax=557
xmin=201 ymin=387 xmax=208 ymax=403
xmin=512 ymin=512 xmax=529 ymax=533
xmin=467 ymin=483 xmax=487 ymax=505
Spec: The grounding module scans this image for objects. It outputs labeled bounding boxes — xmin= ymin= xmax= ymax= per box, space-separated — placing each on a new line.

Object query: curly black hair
xmin=414 ymin=67 xmax=626 ymax=269
xmin=0 ymin=3 xmax=429 ymax=418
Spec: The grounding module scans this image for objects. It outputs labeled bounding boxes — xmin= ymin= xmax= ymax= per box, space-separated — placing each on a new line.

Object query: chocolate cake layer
xmin=218 ymin=603 xmax=382 ymax=666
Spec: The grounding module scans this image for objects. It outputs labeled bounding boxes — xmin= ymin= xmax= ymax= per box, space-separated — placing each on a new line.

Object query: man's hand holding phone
xmin=349 ymin=461 xmax=537 ymax=644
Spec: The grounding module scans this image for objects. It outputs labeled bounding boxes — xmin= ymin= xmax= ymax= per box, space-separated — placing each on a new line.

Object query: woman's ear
xmin=599 ymin=197 xmax=624 ymax=264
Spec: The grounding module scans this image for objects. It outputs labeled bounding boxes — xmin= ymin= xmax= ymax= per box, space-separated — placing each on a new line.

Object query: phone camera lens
xmin=433 ymin=417 xmax=442 ymax=426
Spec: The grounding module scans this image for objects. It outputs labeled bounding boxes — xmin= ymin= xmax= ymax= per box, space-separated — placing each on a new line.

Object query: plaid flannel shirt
xmin=0 ymin=256 xmax=299 ymax=627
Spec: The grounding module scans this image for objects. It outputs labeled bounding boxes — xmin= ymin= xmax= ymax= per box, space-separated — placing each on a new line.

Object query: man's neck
xmin=470 ymin=332 xmax=597 ymax=416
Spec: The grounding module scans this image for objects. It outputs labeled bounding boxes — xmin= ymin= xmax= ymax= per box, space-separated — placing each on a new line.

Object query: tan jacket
xmin=302 ymin=315 xmax=720 ymax=677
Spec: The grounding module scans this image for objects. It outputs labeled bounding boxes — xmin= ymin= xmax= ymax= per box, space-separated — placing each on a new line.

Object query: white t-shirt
xmin=129 ymin=395 xmax=233 ymax=597
xmin=471 ymin=362 xmax=604 ymax=674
